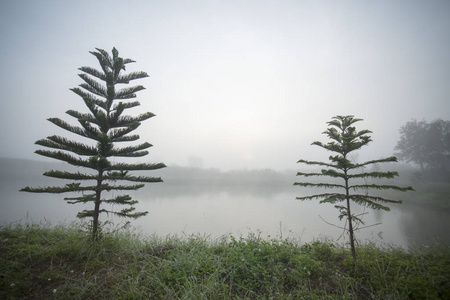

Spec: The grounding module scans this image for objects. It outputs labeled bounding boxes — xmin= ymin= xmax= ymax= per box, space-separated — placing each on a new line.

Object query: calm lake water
xmin=2 ymin=184 xmax=449 ymax=249
xmin=130 ymin=190 xmax=450 ymax=249
xmin=1 ymin=159 xmax=449 ymax=249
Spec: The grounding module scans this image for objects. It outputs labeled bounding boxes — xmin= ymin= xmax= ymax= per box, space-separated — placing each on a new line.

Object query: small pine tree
xmin=21 ymin=47 xmax=166 ymax=239
xmin=294 ymin=115 xmax=413 ymax=259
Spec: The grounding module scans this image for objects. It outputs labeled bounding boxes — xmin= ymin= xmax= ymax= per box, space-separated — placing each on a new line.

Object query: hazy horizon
xmin=1 ymin=157 xmax=448 ymax=248
xmin=1 ymin=0 xmax=449 ymax=171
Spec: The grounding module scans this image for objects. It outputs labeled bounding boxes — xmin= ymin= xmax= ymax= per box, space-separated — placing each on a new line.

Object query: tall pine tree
xmin=295 ymin=115 xmax=413 ymax=259
xmin=21 ymin=48 xmax=166 ymax=239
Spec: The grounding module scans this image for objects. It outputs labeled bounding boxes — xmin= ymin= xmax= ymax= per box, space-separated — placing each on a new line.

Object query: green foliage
xmin=20 ymin=48 xmax=165 ymax=239
xmin=395 ymin=118 xmax=450 ymax=170
xmin=295 ymin=115 xmax=413 ymax=259
xmin=1 ymin=223 xmax=449 ymax=299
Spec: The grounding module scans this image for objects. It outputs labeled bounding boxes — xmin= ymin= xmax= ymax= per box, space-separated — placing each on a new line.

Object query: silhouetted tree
xmin=21 ymin=48 xmax=166 ymax=239
xmin=295 ymin=115 xmax=413 ymax=259
xmin=395 ymin=119 xmax=450 ymax=170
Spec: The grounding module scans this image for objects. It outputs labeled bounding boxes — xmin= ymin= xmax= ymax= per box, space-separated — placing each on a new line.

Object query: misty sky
xmin=1 ymin=0 xmax=449 ymax=171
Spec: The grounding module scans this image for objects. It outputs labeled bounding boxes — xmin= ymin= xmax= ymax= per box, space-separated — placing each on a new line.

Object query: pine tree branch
xmin=100 ymin=183 xmax=147 ymax=191
xmin=109 ymin=162 xmax=167 ymax=171
xmin=111 ymin=151 xmax=149 ymax=157
xmin=43 ymin=170 xmax=97 ymax=180
xmin=349 ymin=184 xmax=414 ymax=192
xmin=77 ymin=209 xmax=109 ymax=219
xmin=65 ymin=110 xmax=99 ymax=125
xmin=104 ymin=173 xmax=163 ymax=183
xmin=320 ymin=194 xmax=347 ymax=204
xmin=47 ymin=118 xmax=89 ymax=139
xmin=115 ymin=85 xmax=146 ymax=99
xmin=321 ymin=169 xmax=346 ymax=178
xmin=21 ymin=183 xmax=146 ymax=194
xmin=122 ymin=58 xmax=136 ymax=65
xmin=108 ymin=123 xmax=140 ymax=141
xmin=70 ymin=87 xmax=107 ymax=110
xmin=349 ymin=194 xmax=401 ymax=211
xmin=112 ymin=47 xmax=119 ymax=62
xmin=294 ymin=182 xmax=345 ymax=189
xmin=296 ymin=193 xmax=346 ymax=202
xmin=350 ymin=194 xmax=402 ymax=204
xmin=79 ymin=206 xmax=147 ymax=220
xmin=79 ymin=83 xmax=108 ymax=99
xmin=113 ymin=134 xmax=140 ymax=142
xmin=78 ymin=73 xmax=107 ymax=97
xmin=34 ymin=150 xmax=94 ymax=169
xmin=347 ymin=171 xmax=399 ymax=179
xmin=311 ymin=141 xmax=344 ymax=154
xmin=103 ymin=194 xmax=132 ymax=203
xmin=95 ymin=48 xmax=113 ymax=66
xmin=21 ymin=183 xmax=96 ymax=193
xmin=296 ymin=172 xmax=326 ymax=177
xmin=64 ymin=193 xmax=96 ymax=204
xmin=112 ymin=112 xmax=156 ymax=128
xmin=112 ymin=101 xmax=140 ymax=111
xmin=36 ymin=136 xmax=98 ymax=156
xmin=78 ymin=119 xmax=102 ymax=140
xmin=109 ymin=142 xmax=152 ymax=157
xmin=79 ymin=66 xmax=106 ymax=81
xmin=91 ymin=49 xmax=113 ymax=73
xmin=297 ymin=159 xmax=337 ymax=168
xmin=113 ymin=57 xmax=124 ymax=81
xmin=102 ymin=195 xmax=138 ymax=205
xmin=350 ymin=156 xmax=398 ymax=169
xmin=113 ymin=207 xmax=148 ymax=219
xmin=115 ymin=71 xmax=149 ymax=84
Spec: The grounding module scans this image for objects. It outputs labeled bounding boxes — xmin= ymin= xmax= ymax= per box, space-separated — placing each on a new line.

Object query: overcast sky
xmin=1 ymin=0 xmax=449 ymax=170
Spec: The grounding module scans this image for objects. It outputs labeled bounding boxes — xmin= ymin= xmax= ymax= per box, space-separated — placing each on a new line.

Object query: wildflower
xmin=53 ymin=289 xmax=57 ymax=294
xmin=10 ymin=283 xmax=15 ymax=287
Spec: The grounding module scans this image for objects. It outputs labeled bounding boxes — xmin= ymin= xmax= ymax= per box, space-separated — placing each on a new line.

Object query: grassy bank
xmin=1 ymin=222 xmax=449 ymax=299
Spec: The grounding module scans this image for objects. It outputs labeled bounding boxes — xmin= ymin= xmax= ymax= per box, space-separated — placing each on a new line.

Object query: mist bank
xmin=1 ymin=158 xmax=449 ymax=247
xmin=0 ymin=157 xmax=297 ymax=197
xmin=1 ymin=157 xmax=448 ymax=204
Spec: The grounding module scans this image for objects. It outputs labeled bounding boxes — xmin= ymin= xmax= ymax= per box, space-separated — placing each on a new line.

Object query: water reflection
xmin=132 ymin=189 xmax=433 ymax=249
xmin=1 ymin=159 xmax=449 ymax=249
xmin=399 ymin=201 xmax=450 ymax=247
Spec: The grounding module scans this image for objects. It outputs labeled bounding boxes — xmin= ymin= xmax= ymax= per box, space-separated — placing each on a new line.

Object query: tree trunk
xmin=92 ymin=170 xmax=103 ymax=240
xmin=346 ymin=196 xmax=356 ymax=259
xmin=344 ymin=172 xmax=356 ymax=259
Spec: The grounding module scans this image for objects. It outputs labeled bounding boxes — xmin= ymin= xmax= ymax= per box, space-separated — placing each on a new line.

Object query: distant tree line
xmin=395 ymin=119 xmax=450 ymax=171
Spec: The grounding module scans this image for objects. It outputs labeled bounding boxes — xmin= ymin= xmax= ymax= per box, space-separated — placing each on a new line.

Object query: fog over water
xmin=1 ymin=158 xmax=449 ymax=249
xmin=0 ymin=1 xmax=449 ymax=248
